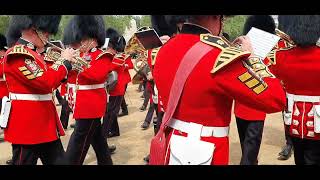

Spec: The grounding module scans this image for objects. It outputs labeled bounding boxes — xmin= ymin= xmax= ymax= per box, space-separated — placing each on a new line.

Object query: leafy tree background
xmin=0 ymin=15 xmax=247 ymax=42
xmin=223 ymin=15 xmax=248 ymax=41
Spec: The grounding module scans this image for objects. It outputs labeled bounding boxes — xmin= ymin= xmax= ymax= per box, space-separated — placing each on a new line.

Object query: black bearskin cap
xmin=0 ymin=34 xmax=7 ymax=50
xmin=243 ymin=15 xmax=276 ymax=35
xmin=6 ymin=22 xmax=22 ymax=48
xmin=72 ymin=15 xmax=106 ymax=47
xmin=8 ymin=15 xmax=61 ymax=35
xmin=105 ymin=28 xmax=125 ymax=52
xmin=164 ymin=15 xmax=187 ymax=27
xmin=151 ymin=15 xmax=176 ymax=37
xmin=62 ymin=18 xmax=79 ymax=46
xmin=279 ymin=15 xmax=320 ymax=46
xmin=118 ymin=36 xmax=126 ymax=52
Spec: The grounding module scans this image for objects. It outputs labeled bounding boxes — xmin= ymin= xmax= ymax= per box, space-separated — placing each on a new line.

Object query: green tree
xmin=223 ymin=15 xmax=248 ymax=41
xmin=140 ymin=15 xmax=151 ymax=28
xmin=0 ymin=15 xmax=10 ymax=35
xmin=104 ymin=15 xmax=133 ymax=35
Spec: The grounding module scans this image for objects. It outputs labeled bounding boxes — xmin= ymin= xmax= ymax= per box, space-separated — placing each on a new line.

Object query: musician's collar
xmin=180 ymin=23 xmax=213 ymax=35
xmin=18 ymin=38 xmax=36 ymax=51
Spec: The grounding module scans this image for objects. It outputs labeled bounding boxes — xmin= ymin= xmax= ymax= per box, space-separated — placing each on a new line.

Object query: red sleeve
xmin=79 ymin=56 xmax=113 ymax=83
xmin=216 ymin=59 xmax=286 ymax=114
xmin=125 ymin=57 xmax=134 ymax=69
xmin=6 ymin=54 xmax=68 ymax=91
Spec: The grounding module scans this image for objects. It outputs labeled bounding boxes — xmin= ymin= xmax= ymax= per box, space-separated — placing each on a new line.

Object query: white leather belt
xmin=286 ymin=92 xmax=320 ymax=103
xmin=9 ymin=93 xmax=52 ymax=101
xmin=67 ymin=83 xmax=105 ymax=90
xmin=168 ymin=118 xmax=229 ymax=137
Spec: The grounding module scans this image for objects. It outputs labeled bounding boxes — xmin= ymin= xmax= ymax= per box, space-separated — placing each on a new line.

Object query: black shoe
xmin=109 ymin=144 xmax=117 ymax=154
xmin=139 ymin=105 xmax=146 ymax=112
xmin=143 ymin=154 xmax=150 ymax=163
xmin=70 ymin=123 xmax=76 ymax=129
xmin=0 ymin=137 xmax=4 ymax=142
xmin=107 ymin=132 xmax=120 ymax=138
xmin=118 ymin=111 xmax=128 ymax=117
xmin=141 ymin=122 xmax=150 ymax=130
xmin=278 ymin=144 xmax=293 ymax=160
xmin=6 ymin=159 xmax=13 ymax=165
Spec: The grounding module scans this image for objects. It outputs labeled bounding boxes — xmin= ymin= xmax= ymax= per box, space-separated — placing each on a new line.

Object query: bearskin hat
xmin=164 ymin=15 xmax=187 ymax=28
xmin=118 ymin=36 xmax=126 ymax=52
xmin=243 ymin=15 xmax=276 ymax=35
xmin=62 ymin=18 xmax=79 ymax=46
xmin=0 ymin=34 xmax=7 ymax=51
xmin=6 ymin=22 xmax=22 ymax=48
xmin=8 ymin=15 xmax=61 ymax=35
xmin=279 ymin=15 xmax=320 ymax=46
xmin=176 ymin=15 xmax=233 ymax=22
xmin=105 ymin=28 xmax=125 ymax=52
xmin=71 ymin=15 xmax=106 ymax=47
xmin=151 ymin=15 xmax=176 ymax=37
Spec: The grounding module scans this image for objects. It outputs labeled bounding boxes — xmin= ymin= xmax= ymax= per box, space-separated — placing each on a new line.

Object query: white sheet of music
xmin=102 ymin=38 xmax=110 ymax=49
xmin=246 ymin=27 xmax=280 ymax=59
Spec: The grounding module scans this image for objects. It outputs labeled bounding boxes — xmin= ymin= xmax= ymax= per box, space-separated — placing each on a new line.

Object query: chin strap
xmin=35 ymin=29 xmax=48 ymax=46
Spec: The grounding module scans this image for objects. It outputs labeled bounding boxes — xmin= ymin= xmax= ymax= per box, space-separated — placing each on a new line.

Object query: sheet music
xmin=246 ymin=27 xmax=280 ymax=59
xmin=102 ymin=38 xmax=110 ymax=50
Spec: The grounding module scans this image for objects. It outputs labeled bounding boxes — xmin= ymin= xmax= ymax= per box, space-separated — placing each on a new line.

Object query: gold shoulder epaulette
xmin=267 ymin=50 xmax=276 ymax=65
xmin=200 ymin=34 xmax=230 ymax=49
xmin=114 ymin=53 xmax=130 ymax=60
xmin=151 ymin=47 xmax=161 ymax=66
xmin=200 ymin=34 xmax=251 ymax=74
xmin=211 ymin=46 xmax=251 ymax=74
xmin=7 ymin=45 xmax=35 ymax=60
xmin=96 ymin=51 xmax=114 ymax=60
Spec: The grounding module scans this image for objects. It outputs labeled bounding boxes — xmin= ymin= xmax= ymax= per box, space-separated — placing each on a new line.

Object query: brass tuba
xmin=45 ymin=41 xmax=90 ymax=72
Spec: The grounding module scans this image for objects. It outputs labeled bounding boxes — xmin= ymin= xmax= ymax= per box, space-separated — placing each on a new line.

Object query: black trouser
xmin=282 ymin=112 xmax=293 ymax=146
xmin=154 ymin=111 xmax=164 ymax=135
xmin=60 ymin=96 xmax=71 ymax=129
xmin=142 ymin=82 xmax=151 ymax=108
xmin=12 ymin=139 xmax=65 ymax=165
xmin=120 ymin=85 xmax=128 ymax=114
xmin=291 ymin=137 xmax=320 ymax=165
xmin=236 ymin=117 xmax=265 ymax=165
xmin=102 ymin=96 xmax=123 ymax=137
xmin=144 ymin=102 xmax=158 ymax=124
xmin=55 ymin=89 xmax=63 ymax=105
xmin=66 ymin=118 xmax=113 ymax=165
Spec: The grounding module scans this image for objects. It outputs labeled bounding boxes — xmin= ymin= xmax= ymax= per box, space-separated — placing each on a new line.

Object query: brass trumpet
xmin=45 ymin=41 xmax=90 ymax=72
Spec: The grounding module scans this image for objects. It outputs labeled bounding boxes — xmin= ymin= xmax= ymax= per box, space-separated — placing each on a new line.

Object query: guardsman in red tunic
xmin=2 ymin=15 xmax=77 ymax=165
xmin=233 ymin=15 xmax=277 ymax=165
xmin=0 ymin=34 xmax=8 ymax=143
xmin=151 ymin=15 xmax=286 ymax=165
xmin=119 ymin=36 xmax=132 ymax=117
xmin=64 ymin=15 xmax=113 ymax=165
xmin=102 ymin=28 xmax=127 ymax=138
xmin=143 ymin=15 xmax=187 ymax=163
xmin=267 ymin=15 xmax=320 ymax=165
xmin=274 ymin=17 xmax=296 ymax=161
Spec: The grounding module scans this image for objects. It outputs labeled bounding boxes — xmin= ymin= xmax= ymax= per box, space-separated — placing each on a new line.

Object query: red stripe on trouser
xmin=19 ymin=146 xmax=23 ymax=165
xmin=78 ymin=121 xmax=95 ymax=164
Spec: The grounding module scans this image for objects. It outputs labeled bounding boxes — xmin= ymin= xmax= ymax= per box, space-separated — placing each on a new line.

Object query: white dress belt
xmin=167 ymin=118 xmax=229 ymax=137
xmin=9 ymin=93 xmax=52 ymax=101
xmin=0 ymin=78 xmax=5 ymax=82
xmin=67 ymin=83 xmax=105 ymax=90
xmin=286 ymin=92 xmax=320 ymax=103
